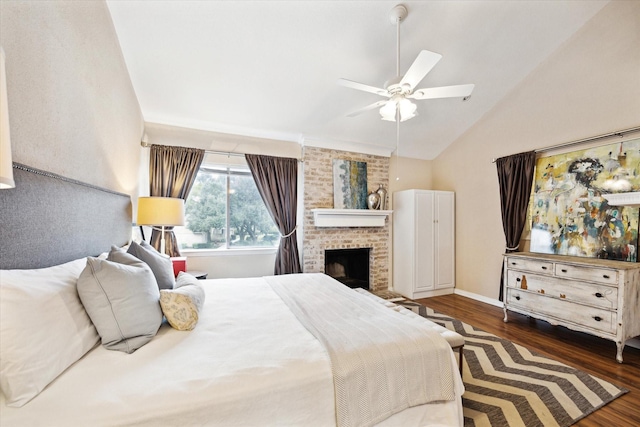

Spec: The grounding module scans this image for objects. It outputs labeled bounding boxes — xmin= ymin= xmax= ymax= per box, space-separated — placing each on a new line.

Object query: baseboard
xmin=627 ymin=337 xmax=640 ymax=350
xmin=453 ymin=288 xmax=503 ymax=308
xmin=410 ymin=288 xmax=454 ymax=299
xmin=453 ymin=288 xmax=640 ymax=351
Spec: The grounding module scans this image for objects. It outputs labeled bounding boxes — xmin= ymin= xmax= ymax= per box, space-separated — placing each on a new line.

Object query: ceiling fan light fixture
xmin=380 ymin=98 xmax=417 ymax=122
xmin=379 ymin=101 xmax=397 ymax=122
xmin=399 ymin=98 xmax=417 ymax=122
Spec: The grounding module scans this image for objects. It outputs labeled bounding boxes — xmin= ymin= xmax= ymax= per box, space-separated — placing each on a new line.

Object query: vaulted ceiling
xmin=107 ymin=1 xmax=608 ymax=160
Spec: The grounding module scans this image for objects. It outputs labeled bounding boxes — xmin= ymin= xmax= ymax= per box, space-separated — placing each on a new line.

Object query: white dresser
xmin=393 ymin=190 xmax=455 ymax=299
xmin=503 ymin=252 xmax=640 ymax=362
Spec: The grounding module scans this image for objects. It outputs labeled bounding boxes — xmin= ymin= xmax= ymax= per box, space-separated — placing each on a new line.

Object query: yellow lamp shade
xmin=137 ymin=197 xmax=185 ymax=226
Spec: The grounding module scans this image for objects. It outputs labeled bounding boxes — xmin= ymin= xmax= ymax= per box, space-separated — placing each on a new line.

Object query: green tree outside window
xmin=177 ymin=166 xmax=279 ymax=250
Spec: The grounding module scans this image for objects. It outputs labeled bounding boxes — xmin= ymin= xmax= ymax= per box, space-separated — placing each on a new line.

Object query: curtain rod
xmin=491 ymin=126 xmax=640 ymax=163
xmin=141 ymin=140 xmax=246 ymax=158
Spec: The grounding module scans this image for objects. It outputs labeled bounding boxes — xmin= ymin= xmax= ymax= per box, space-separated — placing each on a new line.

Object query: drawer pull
xmin=541 ymin=266 xmax=548 ymax=270
xmin=537 ymin=289 xmax=545 ymax=294
xmin=516 ymin=277 xmax=521 ymax=282
xmin=603 ymin=274 xmax=610 ymax=279
xmin=511 ymin=262 xmax=517 ymax=266
xmin=560 ymin=294 xmax=566 ymax=299
xmin=515 ymin=296 xmax=521 ymax=301
xmin=561 ymin=269 xmax=568 ymax=273
xmin=595 ymin=292 xmax=604 ymax=298
xmin=593 ymin=316 xmax=602 ymax=322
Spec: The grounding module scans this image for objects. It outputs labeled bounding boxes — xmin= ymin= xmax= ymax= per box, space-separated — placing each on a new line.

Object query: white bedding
xmin=266 ymin=274 xmax=456 ymax=427
xmin=1 ymin=275 xmax=463 ymax=427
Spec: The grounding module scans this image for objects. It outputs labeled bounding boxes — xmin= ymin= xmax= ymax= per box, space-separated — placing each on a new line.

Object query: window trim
xmin=180 ymin=247 xmax=278 ymax=257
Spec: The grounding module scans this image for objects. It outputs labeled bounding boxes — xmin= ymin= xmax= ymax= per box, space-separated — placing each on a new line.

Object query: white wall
xmin=0 ymin=0 xmax=143 ymax=197
xmin=184 ymin=250 xmax=277 ymax=279
xmin=388 ymin=155 xmax=433 ymax=197
xmin=432 ymin=1 xmax=640 ymax=301
xmin=143 ymin=122 xmax=302 ymax=159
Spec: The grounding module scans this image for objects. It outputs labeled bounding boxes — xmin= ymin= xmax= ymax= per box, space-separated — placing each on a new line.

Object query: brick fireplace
xmin=302 ymin=146 xmax=390 ymax=292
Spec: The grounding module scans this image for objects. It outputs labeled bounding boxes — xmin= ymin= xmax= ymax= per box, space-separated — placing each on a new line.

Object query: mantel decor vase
xmin=367 ymin=191 xmax=381 ymax=210
xmin=376 ymin=184 xmax=387 ymax=210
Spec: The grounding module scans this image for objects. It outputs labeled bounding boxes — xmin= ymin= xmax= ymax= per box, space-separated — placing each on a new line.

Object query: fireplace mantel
xmin=311 ymin=208 xmax=392 ymax=227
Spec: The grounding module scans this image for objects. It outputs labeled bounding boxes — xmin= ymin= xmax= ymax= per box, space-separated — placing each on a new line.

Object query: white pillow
xmin=0 ymin=258 xmax=100 ymax=407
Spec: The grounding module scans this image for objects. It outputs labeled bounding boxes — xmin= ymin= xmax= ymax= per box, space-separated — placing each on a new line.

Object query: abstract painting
xmin=530 ymin=138 xmax=640 ymax=262
xmin=333 ymin=159 xmax=367 ymax=209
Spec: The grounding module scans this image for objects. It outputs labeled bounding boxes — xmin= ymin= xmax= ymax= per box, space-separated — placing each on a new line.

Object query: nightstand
xmin=170 ymin=257 xmax=187 ymax=277
xmin=187 ymin=270 xmax=208 ymax=280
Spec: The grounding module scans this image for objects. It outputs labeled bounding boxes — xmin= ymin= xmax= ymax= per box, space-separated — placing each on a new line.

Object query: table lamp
xmin=137 ymin=197 xmax=185 ymax=255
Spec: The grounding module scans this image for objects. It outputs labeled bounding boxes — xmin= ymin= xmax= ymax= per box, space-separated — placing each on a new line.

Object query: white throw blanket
xmin=265 ymin=274 xmax=455 ymax=427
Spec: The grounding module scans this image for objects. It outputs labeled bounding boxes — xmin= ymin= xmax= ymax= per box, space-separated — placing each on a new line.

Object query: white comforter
xmin=266 ymin=274 xmax=455 ymax=427
xmin=1 ymin=275 xmax=463 ymax=427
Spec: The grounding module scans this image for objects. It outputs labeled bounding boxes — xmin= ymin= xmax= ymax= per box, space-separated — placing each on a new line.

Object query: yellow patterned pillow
xmin=159 ymin=273 xmax=205 ymax=331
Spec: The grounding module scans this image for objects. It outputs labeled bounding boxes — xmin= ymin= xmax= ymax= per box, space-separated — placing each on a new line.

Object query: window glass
xmin=228 ymin=174 xmax=280 ymax=247
xmin=173 ymin=158 xmax=279 ymax=250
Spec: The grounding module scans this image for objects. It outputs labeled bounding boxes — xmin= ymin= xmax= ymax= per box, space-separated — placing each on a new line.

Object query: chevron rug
xmin=395 ymin=300 xmax=628 ymax=427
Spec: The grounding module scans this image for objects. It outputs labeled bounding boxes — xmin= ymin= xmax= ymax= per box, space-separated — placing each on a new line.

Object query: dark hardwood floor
xmin=416 ymin=294 xmax=640 ymax=426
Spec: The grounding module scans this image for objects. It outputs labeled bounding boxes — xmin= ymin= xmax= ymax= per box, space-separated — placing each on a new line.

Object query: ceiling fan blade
xmin=346 ymin=100 xmax=389 ymax=117
xmin=399 ymin=50 xmax=442 ymax=90
xmin=408 ymin=84 xmax=475 ymax=100
xmin=337 ymin=78 xmax=389 ymax=97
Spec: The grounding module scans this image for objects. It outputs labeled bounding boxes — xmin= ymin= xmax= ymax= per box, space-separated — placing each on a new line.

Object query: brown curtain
xmin=496 ymin=151 xmax=536 ymax=300
xmin=245 ymin=154 xmax=302 ymax=275
xmin=149 ymin=144 xmax=205 ymax=257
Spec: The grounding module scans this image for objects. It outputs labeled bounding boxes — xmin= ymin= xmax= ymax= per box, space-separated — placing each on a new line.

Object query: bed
xmin=0 ymin=164 xmax=464 ymax=427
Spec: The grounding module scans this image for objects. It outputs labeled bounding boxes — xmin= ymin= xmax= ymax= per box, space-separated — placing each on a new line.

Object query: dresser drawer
xmin=506 ymin=271 xmax=618 ymax=310
xmin=504 ymin=257 xmax=553 ymax=275
xmin=555 ymin=263 xmax=618 ymax=285
xmin=506 ymin=289 xmax=616 ymax=334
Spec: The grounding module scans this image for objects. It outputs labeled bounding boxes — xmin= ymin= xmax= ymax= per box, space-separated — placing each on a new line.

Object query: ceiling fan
xmin=338 ymin=4 xmax=474 ymax=123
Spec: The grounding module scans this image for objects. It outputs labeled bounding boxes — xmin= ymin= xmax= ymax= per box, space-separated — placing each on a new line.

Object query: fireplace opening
xmin=324 ymin=248 xmax=371 ymax=289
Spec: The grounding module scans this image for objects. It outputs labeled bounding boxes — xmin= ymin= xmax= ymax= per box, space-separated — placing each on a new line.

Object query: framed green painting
xmin=333 ymin=159 xmax=367 ymax=210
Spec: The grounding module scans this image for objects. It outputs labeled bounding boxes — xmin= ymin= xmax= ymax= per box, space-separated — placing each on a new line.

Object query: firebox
xmin=324 ymin=248 xmax=371 ymax=289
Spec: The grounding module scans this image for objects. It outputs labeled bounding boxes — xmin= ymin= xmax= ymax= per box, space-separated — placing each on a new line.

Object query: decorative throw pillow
xmin=107 ymin=244 xmax=138 ymax=265
xmin=127 ymin=240 xmax=175 ymax=290
xmin=77 ymin=253 xmax=162 ymax=353
xmin=159 ymin=272 xmax=205 ymax=331
xmin=0 ymin=258 xmax=100 ymax=407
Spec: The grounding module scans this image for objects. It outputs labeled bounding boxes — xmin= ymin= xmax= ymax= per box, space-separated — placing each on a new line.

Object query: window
xmin=173 ymin=156 xmax=279 ymax=250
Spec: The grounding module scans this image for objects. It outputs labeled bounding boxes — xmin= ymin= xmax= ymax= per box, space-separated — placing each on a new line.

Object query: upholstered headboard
xmin=0 ymin=163 xmax=132 ymax=269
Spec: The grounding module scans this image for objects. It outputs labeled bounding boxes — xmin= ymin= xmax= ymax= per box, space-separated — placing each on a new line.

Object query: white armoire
xmin=393 ymin=189 xmax=455 ymax=299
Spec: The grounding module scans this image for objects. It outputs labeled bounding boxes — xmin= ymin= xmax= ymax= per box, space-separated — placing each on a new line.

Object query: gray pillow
xmin=126 ymin=240 xmax=175 ymax=290
xmin=77 ymin=253 xmax=162 ymax=353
